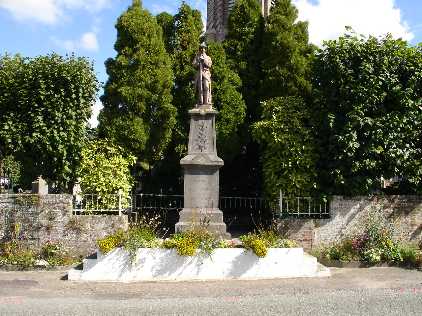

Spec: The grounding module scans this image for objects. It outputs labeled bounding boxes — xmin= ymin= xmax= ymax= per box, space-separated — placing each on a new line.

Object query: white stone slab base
xmin=68 ymin=248 xmax=330 ymax=282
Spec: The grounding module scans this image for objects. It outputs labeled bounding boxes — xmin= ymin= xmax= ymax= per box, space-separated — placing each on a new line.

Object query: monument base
xmin=175 ymin=208 xmax=230 ymax=239
xmin=175 ymin=105 xmax=230 ymax=239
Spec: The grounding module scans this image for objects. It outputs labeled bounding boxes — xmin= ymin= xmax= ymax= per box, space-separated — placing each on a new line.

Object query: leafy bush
xmin=321 ymin=213 xmax=420 ymax=267
xmin=276 ymin=239 xmax=299 ymax=248
xmin=78 ymin=140 xmax=136 ymax=210
xmin=252 ymin=96 xmax=317 ymax=198
xmin=239 ymin=228 xmax=298 ymax=258
xmin=162 ymin=229 xmax=219 ymax=257
xmin=398 ymin=244 xmax=419 ymax=267
xmin=240 ymin=234 xmax=268 ymax=258
xmin=313 ymin=33 xmax=422 ymax=195
xmin=123 ymin=226 xmax=161 ymax=261
xmin=39 ymin=242 xmax=77 ymax=266
xmin=217 ymin=239 xmax=237 ymax=248
xmin=0 ymin=241 xmax=36 ymax=269
xmin=97 ymin=229 xmax=127 ymax=254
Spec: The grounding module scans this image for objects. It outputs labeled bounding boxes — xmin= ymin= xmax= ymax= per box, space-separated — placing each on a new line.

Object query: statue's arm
xmin=193 ymin=54 xmax=199 ymax=67
xmin=204 ymin=56 xmax=212 ymax=68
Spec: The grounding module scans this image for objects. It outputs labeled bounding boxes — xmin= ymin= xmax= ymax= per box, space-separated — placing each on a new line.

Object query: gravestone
xmin=31 ymin=176 xmax=48 ymax=195
xmin=175 ymin=44 xmax=230 ymax=238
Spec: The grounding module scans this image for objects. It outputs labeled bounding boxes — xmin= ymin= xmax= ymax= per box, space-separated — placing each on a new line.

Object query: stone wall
xmin=279 ymin=196 xmax=422 ymax=250
xmin=0 ymin=194 xmax=128 ymax=257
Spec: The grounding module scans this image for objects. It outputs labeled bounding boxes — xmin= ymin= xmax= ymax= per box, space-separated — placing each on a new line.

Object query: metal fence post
xmin=279 ymin=190 xmax=283 ymax=217
xmin=118 ymin=190 xmax=122 ymax=216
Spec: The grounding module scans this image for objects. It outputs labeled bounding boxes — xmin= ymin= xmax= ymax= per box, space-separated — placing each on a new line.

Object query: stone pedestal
xmin=175 ymin=106 xmax=230 ymax=238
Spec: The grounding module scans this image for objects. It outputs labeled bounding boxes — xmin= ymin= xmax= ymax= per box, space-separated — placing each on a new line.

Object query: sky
xmin=0 ymin=0 xmax=421 ymax=126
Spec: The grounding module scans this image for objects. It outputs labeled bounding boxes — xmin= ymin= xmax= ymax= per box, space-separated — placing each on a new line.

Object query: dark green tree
xmin=171 ymin=2 xmax=204 ymax=156
xmin=218 ymin=0 xmax=265 ymax=195
xmin=142 ymin=3 xmax=203 ymax=193
xmin=156 ymin=12 xmax=174 ymax=53
xmin=313 ymin=33 xmax=422 ymax=195
xmin=98 ymin=0 xmax=176 ymax=170
xmin=252 ymin=97 xmax=317 ymax=198
xmin=208 ymin=42 xmax=246 ymax=162
xmin=0 ymin=54 xmax=98 ymax=190
xmin=225 ymin=0 xmax=264 ymax=119
xmin=260 ymin=0 xmax=314 ymax=99
xmin=250 ymin=0 xmax=316 ymax=197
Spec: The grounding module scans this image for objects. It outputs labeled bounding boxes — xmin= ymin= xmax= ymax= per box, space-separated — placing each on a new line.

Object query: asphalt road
xmin=0 ymin=267 xmax=421 ymax=315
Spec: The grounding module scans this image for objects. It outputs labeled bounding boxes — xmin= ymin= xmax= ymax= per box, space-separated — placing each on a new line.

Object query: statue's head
xmin=199 ymin=42 xmax=207 ymax=53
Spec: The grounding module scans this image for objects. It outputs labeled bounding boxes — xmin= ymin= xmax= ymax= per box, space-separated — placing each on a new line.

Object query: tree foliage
xmin=156 ymin=12 xmax=174 ymax=53
xmin=0 ymin=53 xmax=98 ymax=189
xmin=78 ymin=139 xmax=136 ymax=208
xmin=98 ymin=0 xmax=176 ymax=168
xmin=260 ymin=0 xmax=314 ymax=99
xmin=149 ymin=4 xmax=247 ymax=193
xmin=225 ymin=0 xmax=264 ymax=119
xmin=252 ymin=97 xmax=317 ymax=198
xmin=313 ymin=33 xmax=422 ymax=194
xmin=208 ymin=42 xmax=246 ymax=162
xmin=170 ymin=3 xmax=203 ymax=156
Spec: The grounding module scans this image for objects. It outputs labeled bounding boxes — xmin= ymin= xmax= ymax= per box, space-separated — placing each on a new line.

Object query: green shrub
xmin=97 ymin=229 xmax=126 ymax=254
xmin=78 ymin=140 xmax=136 ymax=210
xmin=324 ymin=239 xmax=359 ymax=262
xmin=399 ymin=245 xmax=419 ymax=267
xmin=123 ymin=226 xmax=161 ymax=261
xmin=276 ymin=239 xmax=299 ymax=248
xmin=217 ymin=239 xmax=236 ymax=248
xmin=0 ymin=241 xmax=36 ymax=269
xmin=5 ymin=250 xmax=36 ymax=268
xmin=162 ymin=229 xmax=219 ymax=257
xmin=240 ymin=234 xmax=268 ymax=258
xmin=174 ymin=236 xmax=199 ymax=256
xmin=38 ymin=242 xmax=77 ymax=266
xmin=362 ymin=248 xmax=382 ymax=264
xmin=240 ymin=228 xmax=299 ymax=258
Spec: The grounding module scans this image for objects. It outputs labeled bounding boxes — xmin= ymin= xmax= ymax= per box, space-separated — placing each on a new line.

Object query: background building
xmin=206 ymin=0 xmax=275 ymax=41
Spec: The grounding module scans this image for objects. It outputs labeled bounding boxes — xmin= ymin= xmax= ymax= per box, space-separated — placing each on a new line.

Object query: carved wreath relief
xmin=194 ymin=121 xmax=209 ymax=152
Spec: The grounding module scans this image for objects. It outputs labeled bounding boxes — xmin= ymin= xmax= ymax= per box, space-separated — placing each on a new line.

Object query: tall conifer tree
xmin=225 ymin=0 xmax=264 ymax=120
xmin=98 ymin=0 xmax=176 ymax=169
xmin=171 ymin=3 xmax=204 ymax=156
xmin=260 ymin=0 xmax=313 ymax=99
xmin=253 ymin=0 xmax=317 ymax=197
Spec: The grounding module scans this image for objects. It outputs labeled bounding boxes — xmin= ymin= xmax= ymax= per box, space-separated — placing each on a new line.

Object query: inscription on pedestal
xmin=184 ymin=167 xmax=219 ymax=209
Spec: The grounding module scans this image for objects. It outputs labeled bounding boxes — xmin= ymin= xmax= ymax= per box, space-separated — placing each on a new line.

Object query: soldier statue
xmin=193 ymin=43 xmax=212 ymax=106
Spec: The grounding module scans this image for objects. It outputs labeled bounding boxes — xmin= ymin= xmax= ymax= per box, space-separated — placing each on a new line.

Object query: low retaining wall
xmin=0 ymin=194 xmax=128 ymax=257
xmin=280 ymin=195 xmax=422 ymax=249
xmin=69 ymin=248 xmax=330 ymax=281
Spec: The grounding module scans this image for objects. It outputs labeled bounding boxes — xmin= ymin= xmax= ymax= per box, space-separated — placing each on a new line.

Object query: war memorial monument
xmin=175 ymin=43 xmax=230 ymax=238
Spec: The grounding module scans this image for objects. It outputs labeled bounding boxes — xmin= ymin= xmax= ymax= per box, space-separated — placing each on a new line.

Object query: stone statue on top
xmin=193 ymin=43 xmax=212 ymax=106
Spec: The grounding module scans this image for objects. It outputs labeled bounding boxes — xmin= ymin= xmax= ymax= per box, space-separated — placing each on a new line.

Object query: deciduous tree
xmin=313 ymin=33 xmax=422 ymax=194
xmin=0 ymin=54 xmax=98 ymax=190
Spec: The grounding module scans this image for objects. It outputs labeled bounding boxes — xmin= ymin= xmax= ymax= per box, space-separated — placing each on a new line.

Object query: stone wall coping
xmin=332 ymin=195 xmax=422 ymax=201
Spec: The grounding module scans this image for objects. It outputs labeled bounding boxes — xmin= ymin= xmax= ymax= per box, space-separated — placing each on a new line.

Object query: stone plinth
xmin=175 ymin=106 xmax=230 ymax=238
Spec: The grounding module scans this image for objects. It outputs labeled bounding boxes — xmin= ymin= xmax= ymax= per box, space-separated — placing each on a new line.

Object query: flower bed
xmin=313 ymin=209 xmax=422 ymax=270
xmin=69 ymin=247 xmax=330 ymax=281
xmin=68 ymin=225 xmax=330 ymax=281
